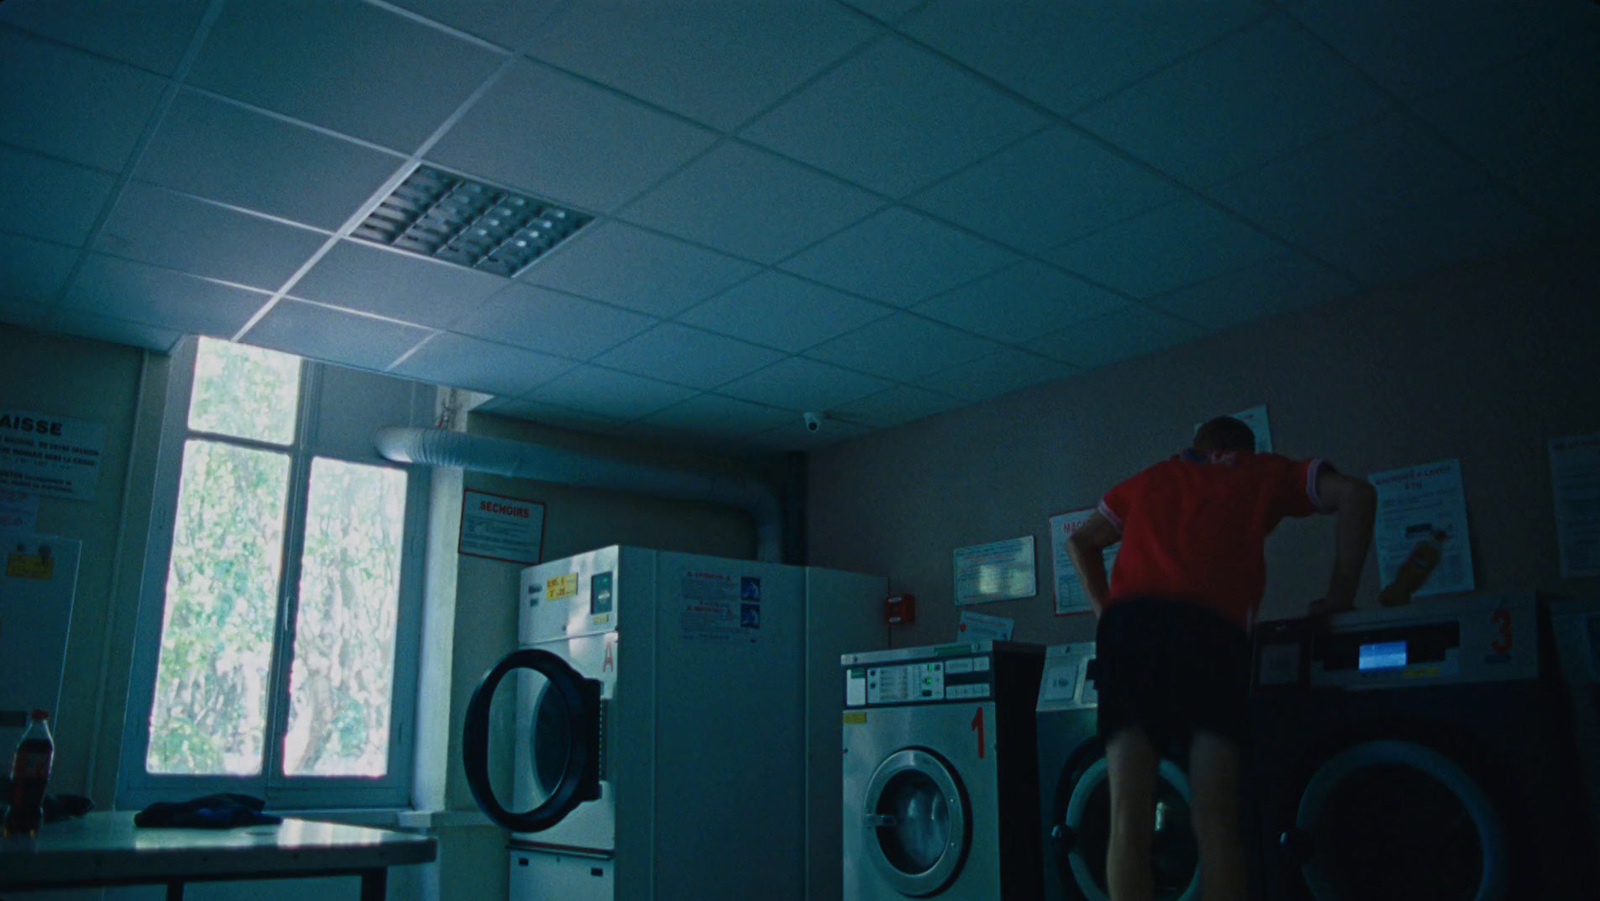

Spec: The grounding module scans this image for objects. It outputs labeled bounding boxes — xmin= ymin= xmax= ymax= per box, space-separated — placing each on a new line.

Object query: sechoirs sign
xmin=458 ymin=489 xmax=545 ymax=565
xmin=0 ymin=409 xmax=105 ymax=501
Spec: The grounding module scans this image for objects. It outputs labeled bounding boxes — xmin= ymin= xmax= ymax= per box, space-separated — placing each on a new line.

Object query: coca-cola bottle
xmin=3 ymin=709 xmax=54 ymax=837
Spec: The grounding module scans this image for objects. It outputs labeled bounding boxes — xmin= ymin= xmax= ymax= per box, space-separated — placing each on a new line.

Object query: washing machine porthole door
xmin=1054 ymin=756 xmax=1201 ymax=901
xmin=861 ymin=748 xmax=971 ymax=897
xmin=1291 ymin=739 xmax=1509 ymax=901
xmin=462 ymin=647 xmax=603 ymax=833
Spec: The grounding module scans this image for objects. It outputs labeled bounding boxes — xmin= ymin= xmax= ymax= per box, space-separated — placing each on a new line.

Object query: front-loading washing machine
xmin=1249 ymin=593 xmax=1597 ymax=900
xmin=1549 ymin=597 xmax=1600 ymax=864
xmin=1035 ymin=642 xmax=1201 ymax=901
xmin=840 ymin=641 xmax=1044 ymax=900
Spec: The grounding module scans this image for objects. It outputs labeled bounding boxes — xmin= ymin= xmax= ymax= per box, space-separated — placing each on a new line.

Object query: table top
xmin=0 ymin=811 xmax=437 ymax=888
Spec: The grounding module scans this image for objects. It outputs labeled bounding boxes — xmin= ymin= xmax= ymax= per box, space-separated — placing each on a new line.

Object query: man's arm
xmin=1310 ymin=468 xmax=1377 ymax=615
xmin=1067 ymin=512 xmax=1121 ymax=616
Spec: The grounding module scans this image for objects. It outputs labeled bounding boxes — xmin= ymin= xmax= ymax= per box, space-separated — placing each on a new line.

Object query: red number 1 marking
xmin=971 ymin=707 xmax=986 ymax=759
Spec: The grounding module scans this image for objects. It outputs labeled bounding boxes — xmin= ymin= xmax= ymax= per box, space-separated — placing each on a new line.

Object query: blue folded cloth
xmin=134 ymin=793 xmax=283 ymax=829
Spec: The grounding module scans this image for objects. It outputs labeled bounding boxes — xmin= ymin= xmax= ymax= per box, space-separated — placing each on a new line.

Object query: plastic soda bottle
xmin=3 ymin=709 xmax=55 ymax=837
xmin=1378 ymin=530 xmax=1447 ymax=607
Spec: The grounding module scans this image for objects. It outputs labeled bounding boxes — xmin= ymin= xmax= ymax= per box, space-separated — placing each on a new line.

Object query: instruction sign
xmin=1550 ymin=434 xmax=1600 ymax=578
xmin=954 ymin=536 xmax=1036 ymax=606
xmin=679 ymin=570 xmax=761 ymax=642
xmin=1049 ymin=508 xmax=1119 ymax=615
xmin=0 ymin=409 xmax=105 ymax=500
xmin=458 ymin=490 xmax=544 ymax=565
xmin=1370 ymin=459 xmax=1475 ymax=597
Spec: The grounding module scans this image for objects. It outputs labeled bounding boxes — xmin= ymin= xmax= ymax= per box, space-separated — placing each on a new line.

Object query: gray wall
xmin=808 ymin=229 xmax=1600 ymax=649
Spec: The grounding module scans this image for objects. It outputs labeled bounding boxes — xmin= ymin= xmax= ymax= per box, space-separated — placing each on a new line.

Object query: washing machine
xmin=1549 ymin=597 xmax=1600 ymax=864
xmin=462 ymin=545 xmax=888 ymax=901
xmin=840 ymin=640 xmax=1045 ymax=900
xmin=1249 ymin=593 xmax=1597 ymax=901
xmin=1035 ymin=641 xmax=1202 ymax=901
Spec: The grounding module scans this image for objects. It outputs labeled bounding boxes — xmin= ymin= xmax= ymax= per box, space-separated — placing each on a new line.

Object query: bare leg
xmin=1106 ymin=726 xmax=1159 ymax=901
xmin=1188 ymin=730 xmax=1248 ymax=901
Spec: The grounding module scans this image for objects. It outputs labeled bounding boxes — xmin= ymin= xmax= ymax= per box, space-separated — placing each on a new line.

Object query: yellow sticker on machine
xmin=842 ymin=712 xmax=868 ymax=725
xmin=5 ymin=553 xmax=53 ymax=579
xmin=547 ymin=573 xmax=578 ymax=600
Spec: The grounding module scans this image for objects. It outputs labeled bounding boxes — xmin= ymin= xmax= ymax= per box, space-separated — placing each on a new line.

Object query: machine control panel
xmin=1037 ymin=642 xmax=1098 ymax=712
xmin=844 ymin=654 xmax=994 ymax=707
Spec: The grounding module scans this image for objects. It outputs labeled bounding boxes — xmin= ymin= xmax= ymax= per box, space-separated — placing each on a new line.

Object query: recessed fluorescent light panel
xmin=353 ymin=166 xmax=591 ymax=277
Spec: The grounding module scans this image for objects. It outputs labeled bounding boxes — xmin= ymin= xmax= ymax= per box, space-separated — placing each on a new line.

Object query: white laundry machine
xmin=463 ymin=545 xmax=887 ymax=901
xmin=1549 ymin=597 xmax=1600 ymax=863
xmin=1034 ymin=642 xmax=1201 ymax=901
xmin=840 ymin=641 xmax=1045 ymax=900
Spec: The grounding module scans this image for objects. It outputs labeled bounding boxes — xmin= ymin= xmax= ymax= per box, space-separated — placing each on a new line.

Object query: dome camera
xmin=803 ymin=412 xmax=822 ymax=433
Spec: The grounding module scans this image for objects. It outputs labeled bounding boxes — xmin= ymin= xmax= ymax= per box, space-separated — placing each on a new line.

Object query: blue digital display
xmin=1359 ymin=640 xmax=1408 ymax=671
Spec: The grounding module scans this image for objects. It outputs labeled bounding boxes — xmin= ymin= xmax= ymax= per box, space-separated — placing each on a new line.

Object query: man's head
xmin=1194 ymin=416 xmax=1256 ymax=454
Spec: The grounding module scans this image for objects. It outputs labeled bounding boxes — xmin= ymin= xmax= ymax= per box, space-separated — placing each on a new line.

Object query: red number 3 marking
xmin=1490 ymin=608 xmax=1513 ymax=654
xmin=971 ymin=707 xmax=986 ymax=759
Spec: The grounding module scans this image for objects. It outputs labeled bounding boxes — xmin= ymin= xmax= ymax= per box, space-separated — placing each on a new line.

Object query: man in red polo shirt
xmin=1065 ymin=416 xmax=1376 ymax=901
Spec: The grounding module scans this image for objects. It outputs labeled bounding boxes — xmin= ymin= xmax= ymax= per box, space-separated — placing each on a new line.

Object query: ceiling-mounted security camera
xmin=804 ymin=412 xmax=822 ymax=433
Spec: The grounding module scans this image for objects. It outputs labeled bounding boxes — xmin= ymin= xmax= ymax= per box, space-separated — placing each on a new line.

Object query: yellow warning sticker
xmin=5 ymin=553 xmax=53 ymax=580
xmin=547 ymin=573 xmax=578 ymax=600
xmin=842 ymin=712 xmax=868 ymax=725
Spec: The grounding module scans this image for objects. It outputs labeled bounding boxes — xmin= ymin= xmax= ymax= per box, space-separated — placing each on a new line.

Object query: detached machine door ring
xmin=463 ymin=648 xmax=601 ymax=833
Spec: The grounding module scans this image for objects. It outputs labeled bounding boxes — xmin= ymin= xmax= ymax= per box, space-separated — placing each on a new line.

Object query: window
xmin=120 ymin=337 xmax=427 ymax=809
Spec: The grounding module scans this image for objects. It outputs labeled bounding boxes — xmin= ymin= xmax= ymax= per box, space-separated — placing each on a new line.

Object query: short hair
xmin=1194 ymin=416 xmax=1256 ymax=454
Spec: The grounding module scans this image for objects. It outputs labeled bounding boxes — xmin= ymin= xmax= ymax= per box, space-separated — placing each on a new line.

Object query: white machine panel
xmin=0 ymin=534 xmax=81 ymax=751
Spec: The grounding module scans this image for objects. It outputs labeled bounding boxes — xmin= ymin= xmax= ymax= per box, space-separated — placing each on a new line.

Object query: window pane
xmin=284 ymin=459 xmax=407 ymax=777
xmin=147 ymin=440 xmax=290 ymax=775
xmin=188 ymin=337 xmax=301 ymax=444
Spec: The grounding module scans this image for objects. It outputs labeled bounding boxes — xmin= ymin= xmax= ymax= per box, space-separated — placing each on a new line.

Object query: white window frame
xmin=118 ymin=338 xmax=429 ymax=810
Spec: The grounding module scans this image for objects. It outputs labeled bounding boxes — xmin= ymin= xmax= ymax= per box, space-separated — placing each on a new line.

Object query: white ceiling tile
xmin=1045 ymin=199 xmax=1289 ymax=298
xmin=745 ymin=416 xmax=874 ymax=452
xmin=903 ymin=0 xmax=1270 ymax=116
xmin=451 ymin=283 xmax=656 ymax=360
xmin=242 ymin=298 xmax=432 ymax=372
xmin=919 ymin=350 xmax=1077 ymax=403
xmin=592 ymin=323 xmax=786 ymax=390
xmin=1146 ymin=252 xmax=1357 ymax=331
xmin=716 ymin=357 xmax=893 ymax=411
xmin=40 ymin=308 xmax=183 ymax=353
xmin=391 ymin=333 xmax=575 ymax=398
xmin=1204 ymin=112 xmax=1490 ymax=247
xmin=0 ymin=148 xmax=118 ymax=247
xmin=524 ymin=1 xmax=878 ymax=131
xmin=0 ymin=233 xmax=79 ymax=306
xmin=908 ymin=127 xmax=1183 ymax=253
xmin=1411 ymin=35 xmax=1600 ymax=179
xmin=291 ymin=239 xmax=508 ymax=328
xmin=619 ymin=142 xmax=885 ymax=264
xmin=136 ymin=91 xmax=407 ymax=231
xmin=740 ymin=37 xmax=1049 ymax=197
xmin=838 ymin=0 xmax=924 ymax=24
xmin=804 ymin=312 xmax=1000 ymax=380
xmin=830 ymin=384 xmax=965 ymax=428
xmin=386 ymin=0 xmax=565 ymax=50
xmin=780 ymin=207 xmax=1018 ymax=306
xmin=187 ymin=0 xmax=505 ymax=151
xmin=96 ymin=182 xmax=329 ymax=291
xmin=428 ymin=60 xmax=718 ymax=213
xmin=911 ymin=261 xmax=1127 ymax=343
xmin=526 ymin=366 xmax=699 ymax=420
xmin=1072 ymin=15 xmax=1394 ymax=188
xmin=523 ymin=223 xmax=760 ymax=318
xmin=0 ymin=0 xmax=209 ymax=75
xmin=1026 ymin=305 xmax=1208 ymax=370
xmin=1287 ymin=0 xmax=1589 ymax=100
xmin=0 ymin=31 xmax=168 ymax=172
xmin=61 ymin=254 xmax=270 ymax=338
xmin=678 ymin=272 xmax=893 ymax=353
xmin=637 ymin=394 xmax=796 ymax=438
xmin=1311 ymin=186 xmax=1551 ymax=288
xmin=1 ymin=302 xmax=46 ymax=329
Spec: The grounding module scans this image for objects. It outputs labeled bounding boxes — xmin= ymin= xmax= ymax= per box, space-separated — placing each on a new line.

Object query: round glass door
xmin=862 ymin=749 xmax=970 ymax=897
xmin=1051 ymin=757 xmax=1200 ymax=901
xmin=463 ymin=648 xmax=601 ymax=832
xmin=1292 ymin=739 xmax=1508 ymax=901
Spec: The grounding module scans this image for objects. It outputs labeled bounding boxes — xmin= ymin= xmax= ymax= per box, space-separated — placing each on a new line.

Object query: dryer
xmin=1249 ymin=593 xmax=1596 ymax=901
xmin=1035 ymin=642 xmax=1201 ymax=901
xmin=840 ymin=641 xmax=1044 ymax=901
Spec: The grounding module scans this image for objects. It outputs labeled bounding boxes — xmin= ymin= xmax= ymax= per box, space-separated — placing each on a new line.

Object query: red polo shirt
xmin=1098 ymin=451 xmax=1332 ymax=629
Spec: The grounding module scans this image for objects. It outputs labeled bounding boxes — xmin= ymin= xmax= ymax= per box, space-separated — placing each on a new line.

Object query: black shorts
xmin=1095 ymin=596 xmax=1253 ymax=753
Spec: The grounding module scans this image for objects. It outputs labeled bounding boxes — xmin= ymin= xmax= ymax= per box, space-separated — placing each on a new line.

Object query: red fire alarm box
xmin=886 ymin=593 xmax=915 ymax=625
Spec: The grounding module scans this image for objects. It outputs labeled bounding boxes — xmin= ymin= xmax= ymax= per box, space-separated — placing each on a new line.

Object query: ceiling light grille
xmin=353 ymin=166 xmax=591 ymax=277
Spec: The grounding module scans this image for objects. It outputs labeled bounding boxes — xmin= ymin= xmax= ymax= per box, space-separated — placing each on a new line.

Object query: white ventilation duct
xmin=374 ymin=426 xmax=783 ymax=562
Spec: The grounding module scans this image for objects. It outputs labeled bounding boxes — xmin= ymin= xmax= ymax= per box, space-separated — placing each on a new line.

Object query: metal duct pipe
xmin=374 ymin=426 xmax=783 ymax=561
